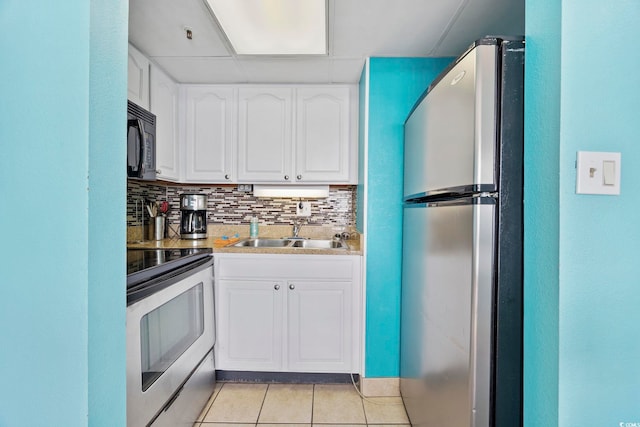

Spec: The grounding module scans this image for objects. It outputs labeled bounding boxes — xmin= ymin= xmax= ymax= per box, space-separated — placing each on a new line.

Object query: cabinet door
xmin=184 ymin=86 xmax=235 ymax=183
xmin=127 ymin=44 xmax=150 ymax=109
xmin=216 ymin=280 xmax=284 ymax=371
xmin=295 ymin=87 xmax=351 ymax=183
xmin=287 ymin=281 xmax=353 ymax=372
xmin=238 ymin=88 xmax=293 ymax=182
xmin=150 ymin=65 xmax=179 ymax=181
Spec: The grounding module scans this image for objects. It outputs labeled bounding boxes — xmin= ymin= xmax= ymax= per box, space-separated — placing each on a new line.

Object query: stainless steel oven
xmin=127 ymin=249 xmax=215 ymax=427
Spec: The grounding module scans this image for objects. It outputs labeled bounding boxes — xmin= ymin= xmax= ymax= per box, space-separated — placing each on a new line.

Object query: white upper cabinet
xmin=183 ymin=86 xmax=236 ymax=183
xmin=150 ymin=65 xmax=179 ymax=181
xmin=237 ymin=88 xmax=293 ymax=183
xmin=295 ymin=87 xmax=351 ymax=183
xmin=125 ymin=53 xmax=358 ymax=185
xmin=238 ymin=85 xmax=357 ymax=184
xmin=127 ymin=44 xmax=150 ymax=110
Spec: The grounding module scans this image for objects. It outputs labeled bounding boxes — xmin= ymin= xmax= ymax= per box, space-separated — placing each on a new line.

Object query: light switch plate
xmin=576 ymin=151 xmax=621 ymax=195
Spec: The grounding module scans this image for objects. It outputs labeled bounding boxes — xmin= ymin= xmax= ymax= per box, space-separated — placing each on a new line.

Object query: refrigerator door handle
xmin=468 ymin=203 xmax=495 ymax=427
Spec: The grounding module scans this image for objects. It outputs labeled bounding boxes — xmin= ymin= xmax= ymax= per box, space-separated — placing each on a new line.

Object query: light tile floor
xmin=195 ymin=382 xmax=410 ymax=427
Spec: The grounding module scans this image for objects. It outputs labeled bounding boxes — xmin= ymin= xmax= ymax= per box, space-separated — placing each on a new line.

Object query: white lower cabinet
xmin=287 ymin=280 xmax=352 ymax=372
xmin=215 ymin=254 xmax=361 ymax=373
xmin=217 ymin=280 xmax=284 ymax=371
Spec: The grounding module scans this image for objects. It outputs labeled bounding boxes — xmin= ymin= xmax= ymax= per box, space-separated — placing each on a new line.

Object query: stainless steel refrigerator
xmin=400 ymin=37 xmax=524 ymax=427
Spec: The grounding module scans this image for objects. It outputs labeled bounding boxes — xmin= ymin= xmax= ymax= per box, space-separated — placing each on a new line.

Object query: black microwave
xmin=127 ymin=100 xmax=156 ymax=181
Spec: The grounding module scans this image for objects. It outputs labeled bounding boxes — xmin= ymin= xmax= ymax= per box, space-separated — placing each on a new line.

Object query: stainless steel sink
xmin=292 ymin=239 xmax=348 ymax=249
xmin=233 ymin=238 xmax=292 ymax=248
xmin=232 ymin=238 xmax=348 ymax=250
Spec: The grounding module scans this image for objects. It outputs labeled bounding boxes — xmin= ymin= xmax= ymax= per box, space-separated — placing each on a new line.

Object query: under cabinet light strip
xmin=253 ymin=185 xmax=330 ymax=198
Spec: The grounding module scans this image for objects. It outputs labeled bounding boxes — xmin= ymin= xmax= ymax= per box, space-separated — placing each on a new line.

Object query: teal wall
xmin=2 ymin=0 xmax=638 ymax=423
xmin=0 ymin=0 xmax=127 ymax=425
xmin=356 ymin=65 xmax=368 ymax=232
xmin=525 ymin=1 xmax=640 ymax=425
xmin=88 ymin=0 xmax=128 ymax=425
xmin=523 ymin=0 xmax=561 ymax=425
xmin=558 ymin=1 xmax=640 ymax=424
xmin=360 ymin=58 xmax=453 ymax=377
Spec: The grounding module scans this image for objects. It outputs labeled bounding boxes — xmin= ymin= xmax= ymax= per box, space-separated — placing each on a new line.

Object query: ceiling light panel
xmin=206 ymin=0 xmax=327 ymax=55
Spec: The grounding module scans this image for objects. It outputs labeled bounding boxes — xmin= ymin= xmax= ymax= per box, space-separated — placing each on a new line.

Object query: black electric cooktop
xmin=126 ymin=248 xmax=212 ymax=289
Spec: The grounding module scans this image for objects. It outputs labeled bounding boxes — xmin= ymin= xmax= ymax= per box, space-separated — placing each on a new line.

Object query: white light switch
xmin=602 ymin=160 xmax=615 ymax=186
xmin=576 ymin=151 xmax=621 ymax=195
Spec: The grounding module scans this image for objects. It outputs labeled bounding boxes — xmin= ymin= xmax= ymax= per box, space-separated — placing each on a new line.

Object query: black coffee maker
xmin=180 ymin=194 xmax=207 ymax=239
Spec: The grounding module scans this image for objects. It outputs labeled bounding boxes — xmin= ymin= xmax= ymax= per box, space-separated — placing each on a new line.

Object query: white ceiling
xmin=128 ymin=0 xmax=524 ymax=84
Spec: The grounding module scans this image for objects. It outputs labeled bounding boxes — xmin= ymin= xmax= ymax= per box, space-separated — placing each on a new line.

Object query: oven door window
xmin=140 ymin=282 xmax=204 ymax=391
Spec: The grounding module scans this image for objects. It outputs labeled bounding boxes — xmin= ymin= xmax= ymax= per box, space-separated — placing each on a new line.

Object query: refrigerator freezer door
xmin=404 ymin=44 xmax=498 ymax=200
xmin=400 ymin=200 xmax=495 ymax=427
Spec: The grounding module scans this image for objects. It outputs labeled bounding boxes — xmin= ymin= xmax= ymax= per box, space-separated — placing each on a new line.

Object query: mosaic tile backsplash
xmin=127 ymin=180 xmax=357 ymax=230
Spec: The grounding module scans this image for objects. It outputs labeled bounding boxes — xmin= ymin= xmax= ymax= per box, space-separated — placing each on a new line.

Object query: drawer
xmin=216 ymin=254 xmax=360 ymax=280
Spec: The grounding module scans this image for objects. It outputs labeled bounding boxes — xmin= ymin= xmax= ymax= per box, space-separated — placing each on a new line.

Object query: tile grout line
xmin=200 ymin=382 xmax=225 ymax=423
xmin=310 ymin=383 xmax=315 ymax=425
xmin=255 ymin=383 xmax=270 ymax=425
xmin=360 ymin=385 xmax=368 ymax=426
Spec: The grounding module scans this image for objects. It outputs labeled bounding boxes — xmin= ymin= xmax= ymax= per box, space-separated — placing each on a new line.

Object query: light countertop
xmin=127 ymin=224 xmax=362 ymax=256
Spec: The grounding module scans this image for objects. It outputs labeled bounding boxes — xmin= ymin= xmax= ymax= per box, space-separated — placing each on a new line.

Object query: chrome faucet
xmin=292 ymin=218 xmax=305 ymax=238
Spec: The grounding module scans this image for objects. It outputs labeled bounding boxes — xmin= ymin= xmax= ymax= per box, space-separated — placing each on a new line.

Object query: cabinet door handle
xmin=284 ymin=175 xmax=290 ymax=181
xmin=289 ymin=284 xmax=295 ymax=290
xmin=274 ymin=284 xmax=280 ymax=290
xmin=296 ymin=174 xmax=302 ymax=180
xmin=156 ymin=169 xmax=162 ymax=174
xmin=225 ymin=174 xmax=230 ymax=180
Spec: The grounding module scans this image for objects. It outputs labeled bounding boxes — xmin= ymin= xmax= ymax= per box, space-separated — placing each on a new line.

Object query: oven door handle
xmin=127 ymin=256 xmax=213 ymax=306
